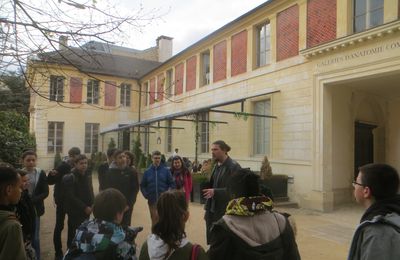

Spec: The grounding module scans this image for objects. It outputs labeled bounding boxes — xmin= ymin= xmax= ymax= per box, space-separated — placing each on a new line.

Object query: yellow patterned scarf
xmin=225 ymin=196 xmax=273 ymax=216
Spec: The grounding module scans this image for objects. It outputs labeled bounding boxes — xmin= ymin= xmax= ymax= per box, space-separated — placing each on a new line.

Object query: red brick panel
xmin=157 ymin=73 xmax=164 ymax=101
xmin=213 ymin=40 xmax=227 ymax=82
xmin=277 ymin=5 xmax=299 ymax=61
xmin=104 ymin=81 xmax=116 ymax=106
xmin=307 ymin=0 xmax=337 ymax=48
xmin=186 ymin=55 xmax=197 ymax=92
xmin=149 ymin=78 xmax=156 ymax=105
xmin=175 ymin=63 xmax=184 ymax=95
xmin=70 ymin=77 xmax=82 ymax=103
xmin=231 ymin=30 xmax=247 ymax=77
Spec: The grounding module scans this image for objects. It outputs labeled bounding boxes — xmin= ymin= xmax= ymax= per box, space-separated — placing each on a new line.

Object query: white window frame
xmin=200 ymin=51 xmax=210 ymax=86
xmin=47 ymin=121 xmax=64 ymax=153
xmin=84 ymin=123 xmax=99 ymax=154
xmin=120 ymin=83 xmax=131 ymax=107
xmin=253 ymin=99 xmax=271 ymax=156
xmin=87 ymin=79 xmax=99 ymax=104
xmin=353 ymin=0 xmax=384 ymax=33
xmin=49 ymin=75 xmax=64 ymax=102
xmin=255 ymin=22 xmax=271 ymax=67
xmin=199 ymin=112 xmax=209 ymax=154
xmin=166 ymin=69 xmax=174 ymax=98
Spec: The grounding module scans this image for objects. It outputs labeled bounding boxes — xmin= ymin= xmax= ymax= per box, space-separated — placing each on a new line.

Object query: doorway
xmin=354 ymin=121 xmax=376 ymax=177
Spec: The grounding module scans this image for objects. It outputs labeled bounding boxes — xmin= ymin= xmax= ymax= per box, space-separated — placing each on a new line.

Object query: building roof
xmin=37 ymin=47 xmax=161 ymax=79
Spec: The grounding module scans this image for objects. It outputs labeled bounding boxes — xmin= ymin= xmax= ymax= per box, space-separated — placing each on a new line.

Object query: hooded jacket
xmin=348 ymin=196 xmax=400 ymax=260
xmin=63 ymin=169 xmax=94 ymax=219
xmin=208 ymin=196 xmax=300 ymax=260
xmin=65 ymin=219 xmax=137 ymax=260
xmin=140 ymin=164 xmax=175 ymax=205
xmin=103 ymin=163 xmax=139 ymax=206
xmin=0 ymin=206 xmax=27 ymax=260
xmin=139 ymin=234 xmax=208 ymax=260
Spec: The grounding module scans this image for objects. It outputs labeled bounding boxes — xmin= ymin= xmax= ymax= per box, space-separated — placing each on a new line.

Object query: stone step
xmin=274 ymin=200 xmax=299 ymax=208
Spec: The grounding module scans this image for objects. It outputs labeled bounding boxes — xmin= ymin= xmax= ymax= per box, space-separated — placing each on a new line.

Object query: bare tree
xmin=0 ymin=0 xmax=163 ymax=74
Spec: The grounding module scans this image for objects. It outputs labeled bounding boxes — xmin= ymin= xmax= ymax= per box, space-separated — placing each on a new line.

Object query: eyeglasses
xmin=352 ymin=181 xmax=366 ymax=187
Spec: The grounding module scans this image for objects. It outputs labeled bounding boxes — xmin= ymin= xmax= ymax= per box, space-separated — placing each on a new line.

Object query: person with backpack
xmin=15 ymin=169 xmax=37 ymax=259
xmin=0 ymin=166 xmax=26 ymax=260
xmin=21 ymin=150 xmax=49 ymax=260
xmin=63 ymin=154 xmax=94 ymax=249
xmin=48 ymin=147 xmax=81 ymax=259
xmin=208 ymin=168 xmax=300 ymax=260
xmin=348 ymin=163 xmax=400 ymax=260
xmin=64 ymin=188 xmax=141 ymax=260
xmin=139 ymin=190 xmax=208 ymax=260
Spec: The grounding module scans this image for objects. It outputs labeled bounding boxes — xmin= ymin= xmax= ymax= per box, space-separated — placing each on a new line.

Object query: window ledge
xmin=300 ymin=20 xmax=400 ymax=59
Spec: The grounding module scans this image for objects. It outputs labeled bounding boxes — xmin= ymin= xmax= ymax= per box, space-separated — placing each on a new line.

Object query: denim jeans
xmin=32 ymin=217 xmax=40 ymax=260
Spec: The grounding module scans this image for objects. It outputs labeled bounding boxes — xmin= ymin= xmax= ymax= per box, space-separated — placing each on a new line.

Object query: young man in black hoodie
xmin=47 ymin=147 xmax=80 ymax=259
xmin=63 ymin=154 xmax=94 ymax=249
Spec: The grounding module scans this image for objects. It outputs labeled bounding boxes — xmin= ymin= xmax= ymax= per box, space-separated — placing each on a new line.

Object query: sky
xmin=115 ymin=0 xmax=269 ymax=54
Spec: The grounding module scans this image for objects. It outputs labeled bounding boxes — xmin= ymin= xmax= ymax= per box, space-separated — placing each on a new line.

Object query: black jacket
xmin=16 ymin=190 xmax=36 ymax=241
xmin=103 ymin=165 xmax=139 ymax=206
xmin=30 ymin=169 xmax=49 ymax=216
xmin=48 ymin=160 xmax=72 ymax=205
xmin=205 ymin=157 xmax=241 ymax=220
xmin=63 ymin=170 xmax=94 ymax=219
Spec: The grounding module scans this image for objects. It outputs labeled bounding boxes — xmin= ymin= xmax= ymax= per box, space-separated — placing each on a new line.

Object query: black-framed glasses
xmin=352 ymin=181 xmax=366 ymax=187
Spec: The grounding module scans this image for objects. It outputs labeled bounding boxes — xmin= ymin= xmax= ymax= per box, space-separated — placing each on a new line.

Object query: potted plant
xmin=191 ymin=173 xmax=209 ymax=204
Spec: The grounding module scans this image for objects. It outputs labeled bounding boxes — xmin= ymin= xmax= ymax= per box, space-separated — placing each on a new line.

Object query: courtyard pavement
xmin=39 ymin=177 xmax=363 ymax=260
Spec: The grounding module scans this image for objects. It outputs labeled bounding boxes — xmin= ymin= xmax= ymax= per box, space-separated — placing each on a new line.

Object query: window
xmin=87 ymin=80 xmax=99 ymax=104
xmin=166 ymin=69 xmax=174 ymax=97
xmin=84 ymin=123 xmax=99 ymax=153
xmin=48 ymin=121 xmax=64 ymax=153
xmin=143 ymin=82 xmax=149 ymax=106
xmin=165 ymin=120 xmax=173 ymax=153
xmin=354 ymin=0 xmax=384 ymax=33
xmin=253 ymin=100 xmax=271 ymax=155
xmin=200 ymin=51 xmax=210 ymax=86
xmin=199 ymin=112 xmax=209 ymax=153
xmin=49 ymin=76 xmax=64 ymax=101
xmin=256 ymin=22 xmax=271 ymax=67
xmin=120 ymin=83 xmax=131 ymax=107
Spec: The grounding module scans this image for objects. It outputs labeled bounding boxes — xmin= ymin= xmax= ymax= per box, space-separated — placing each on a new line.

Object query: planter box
xmin=261 ymin=174 xmax=288 ymax=199
xmin=191 ymin=180 xmax=209 ymax=204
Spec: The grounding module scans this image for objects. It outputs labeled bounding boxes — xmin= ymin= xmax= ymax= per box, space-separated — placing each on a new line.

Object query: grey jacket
xmin=347 ymin=212 xmax=400 ymax=260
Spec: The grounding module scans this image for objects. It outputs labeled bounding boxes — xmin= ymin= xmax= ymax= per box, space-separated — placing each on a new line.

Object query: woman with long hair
xmin=170 ymin=156 xmax=192 ymax=202
xmin=139 ymin=190 xmax=208 ymax=260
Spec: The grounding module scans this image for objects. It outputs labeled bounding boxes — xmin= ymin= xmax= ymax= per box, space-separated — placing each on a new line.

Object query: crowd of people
xmin=0 ymin=140 xmax=399 ymax=260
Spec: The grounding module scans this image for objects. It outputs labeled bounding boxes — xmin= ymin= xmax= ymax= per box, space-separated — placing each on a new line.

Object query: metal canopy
xmin=100 ymin=90 xmax=280 ymax=134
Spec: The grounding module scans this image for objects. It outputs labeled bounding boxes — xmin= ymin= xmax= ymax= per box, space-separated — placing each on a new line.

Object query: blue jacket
xmin=140 ymin=164 xmax=175 ymax=204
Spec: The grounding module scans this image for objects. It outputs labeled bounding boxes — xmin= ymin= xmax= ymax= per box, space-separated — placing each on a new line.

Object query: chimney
xmin=59 ymin=36 xmax=68 ymax=50
xmin=156 ymin=35 xmax=173 ymax=62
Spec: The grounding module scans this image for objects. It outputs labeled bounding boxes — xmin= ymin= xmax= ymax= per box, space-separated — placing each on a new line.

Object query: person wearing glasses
xmin=348 ymin=163 xmax=400 ymax=260
xmin=140 ymin=150 xmax=175 ymax=226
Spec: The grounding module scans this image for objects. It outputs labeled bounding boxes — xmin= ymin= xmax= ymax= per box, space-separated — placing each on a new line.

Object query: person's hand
xmin=202 ymin=188 xmax=214 ymax=199
xmin=84 ymin=207 xmax=92 ymax=216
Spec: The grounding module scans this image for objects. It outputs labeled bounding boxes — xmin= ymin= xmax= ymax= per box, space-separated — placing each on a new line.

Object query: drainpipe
xmin=138 ymin=80 xmax=142 ymax=140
